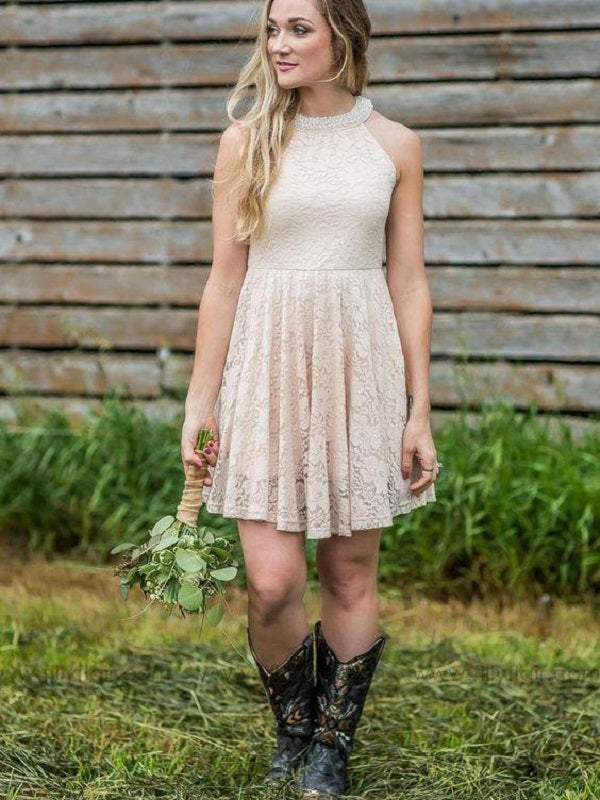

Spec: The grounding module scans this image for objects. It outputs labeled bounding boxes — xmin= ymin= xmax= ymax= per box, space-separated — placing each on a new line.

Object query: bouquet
xmin=111 ymin=427 xmax=238 ymax=626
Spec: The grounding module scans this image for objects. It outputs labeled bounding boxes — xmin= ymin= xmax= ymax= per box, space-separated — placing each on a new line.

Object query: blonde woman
xmin=181 ymin=0 xmax=439 ymax=794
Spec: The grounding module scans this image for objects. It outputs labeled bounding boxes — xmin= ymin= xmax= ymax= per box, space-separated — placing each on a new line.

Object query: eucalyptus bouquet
xmin=111 ymin=427 xmax=238 ymax=625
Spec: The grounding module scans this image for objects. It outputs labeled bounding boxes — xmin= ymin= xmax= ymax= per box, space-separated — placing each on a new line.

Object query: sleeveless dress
xmin=201 ymin=94 xmax=436 ymax=538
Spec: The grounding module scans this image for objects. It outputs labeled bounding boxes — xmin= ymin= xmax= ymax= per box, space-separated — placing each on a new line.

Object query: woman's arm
xmin=384 ymin=128 xmax=432 ymax=421
xmin=182 ymin=122 xmax=249 ymax=470
xmin=384 ymin=127 xmax=438 ymax=491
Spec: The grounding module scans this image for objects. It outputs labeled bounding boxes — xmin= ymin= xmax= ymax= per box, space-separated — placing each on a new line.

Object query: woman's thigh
xmin=316 ymin=527 xmax=382 ymax=585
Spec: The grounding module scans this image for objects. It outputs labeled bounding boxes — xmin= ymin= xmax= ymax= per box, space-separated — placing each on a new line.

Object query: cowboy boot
xmin=247 ymin=626 xmax=317 ymax=785
xmin=298 ymin=619 xmax=387 ymax=797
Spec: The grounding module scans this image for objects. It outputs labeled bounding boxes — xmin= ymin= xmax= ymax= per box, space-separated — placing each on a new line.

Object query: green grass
xmin=1 ymin=551 xmax=599 ymax=799
xmin=1 ymin=397 xmax=599 ymax=601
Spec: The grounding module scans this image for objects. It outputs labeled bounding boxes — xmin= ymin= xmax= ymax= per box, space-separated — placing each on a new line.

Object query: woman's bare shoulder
xmin=218 ymin=121 xmax=249 ymax=156
xmin=367 ymin=109 xmax=422 ymax=176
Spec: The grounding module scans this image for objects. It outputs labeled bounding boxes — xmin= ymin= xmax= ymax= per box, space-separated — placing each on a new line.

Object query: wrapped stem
xmin=176 ymin=427 xmax=215 ymax=527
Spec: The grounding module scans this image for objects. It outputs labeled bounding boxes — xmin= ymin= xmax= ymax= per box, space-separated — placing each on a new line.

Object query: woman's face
xmin=266 ymin=0 xmax=337 ymax=88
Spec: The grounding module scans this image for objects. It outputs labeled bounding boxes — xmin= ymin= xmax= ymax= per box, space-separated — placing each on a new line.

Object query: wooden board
xmin=2 ymin=174 xmax=599 ymax=218
xmin=2 ymin=351 xmax=599 ymax=412
xmin=1 ymin=265 xmax=599 ymax=314
xmin=3 ymin=33 xmax=600 ymax=91
xmin=1 ymin=307 xmax=598 ymax=360
xmin=1 ymin=220 xmax=598 ymax=264
xmin=1 ymin=81 xmax=599 ymax=132
xmin=3 ymin=128 xmax=600 ymax=175
xmin=2 ymin=1 xmax=600 ymax=45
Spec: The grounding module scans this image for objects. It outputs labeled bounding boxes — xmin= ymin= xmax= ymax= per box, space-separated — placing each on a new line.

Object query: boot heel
xmin=247 ymin=627 xmax=317 ymax=785
xmin=298 ymin=619 xmax=387 ymax=797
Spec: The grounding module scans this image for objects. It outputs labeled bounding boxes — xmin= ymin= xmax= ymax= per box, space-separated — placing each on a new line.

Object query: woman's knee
xmin=247 ymin=571 xmax=305 ymax=623
xmin=237 ymin=518 xmax=307 ymax=623
xmin=316 ymin=533 xmax=381 ymax=608
xmin=317 ymin=562 xmax=377 ymax=609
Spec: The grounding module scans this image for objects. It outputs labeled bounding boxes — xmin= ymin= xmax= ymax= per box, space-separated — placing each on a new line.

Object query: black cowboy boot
xmin=247 ymin=627 xmax=317 ymax=785
xmin=298 ymin=619 xmax=387 ymax=797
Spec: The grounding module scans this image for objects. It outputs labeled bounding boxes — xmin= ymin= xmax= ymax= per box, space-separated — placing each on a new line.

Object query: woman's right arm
xmin=181 ymin=122 xmax=249 ymax=472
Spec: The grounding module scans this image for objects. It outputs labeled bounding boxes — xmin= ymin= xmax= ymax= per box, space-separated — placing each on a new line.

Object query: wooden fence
xmin=1 ymin=0 xmax=599 ymax=429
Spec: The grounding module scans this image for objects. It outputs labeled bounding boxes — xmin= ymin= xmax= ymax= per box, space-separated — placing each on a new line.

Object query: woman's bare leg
xmin=237 ymin=519 xmax=310 ymax=671
xmin=315 ymin=527 xmax=383 ymax=660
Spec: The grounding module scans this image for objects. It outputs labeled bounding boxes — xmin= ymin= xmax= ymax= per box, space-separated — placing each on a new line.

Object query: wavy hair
xmin=221 ymin=0 xmax=372 ymax=242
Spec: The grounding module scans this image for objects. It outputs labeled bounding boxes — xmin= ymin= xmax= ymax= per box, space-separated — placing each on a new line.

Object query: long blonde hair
xmin=223 ymin=0 xmax=372 ymax=242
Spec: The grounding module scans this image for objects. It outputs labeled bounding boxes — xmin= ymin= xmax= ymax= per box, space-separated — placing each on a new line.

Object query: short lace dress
xmin=201 ymin=94 xmax=436 ymax=538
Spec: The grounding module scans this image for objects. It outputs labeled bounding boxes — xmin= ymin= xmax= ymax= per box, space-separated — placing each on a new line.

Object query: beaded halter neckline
xmin=294 ymin=94 xmax=373 ymax=130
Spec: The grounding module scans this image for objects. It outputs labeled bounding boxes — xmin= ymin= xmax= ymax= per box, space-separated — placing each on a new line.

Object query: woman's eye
xmin=266 ymin=25 xmax=308 ymax=36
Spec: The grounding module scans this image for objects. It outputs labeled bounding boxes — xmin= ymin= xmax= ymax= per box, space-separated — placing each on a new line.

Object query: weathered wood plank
xmin=427 ymin=267 xmax=600 ymax=313
xmin=1 ymin=307 xmax=598 ymax=360
xmin=1 ymin=81 xmax=598 ymax=133
xmin=423 ymin=220 xmax=600 ymax=265
xmin=433 ymin=313 xmax=600 ymax=361
xmin=3 ymin=350 xmax=599 ymax=412
xmin=424 ymin=174 xmax=600 ymax=218
xmin=2 ymin=1 xmax=600 ymax=45
xmin=1 ymin=220 xmax=598 ymax=265
xmin=0 ymin=179 xmax=212 ymax=218
xmin=2 ymin=173 xmax=598 ymax=218
xmin=0 ymin=396 xmax=596 ymax=443
xmin=0 ymin=134 xmax=217 ymax=177
xmin=3 ymin=128 xmax=600 ymax=175
xmin=2 ymin=265 xmax=598 ymax=314
xmin=431 ymin=361 xmax=600 ymax=412
xmin=0 ymin=396 xmax=185 ymax=427
xmin=164 ymin=354 xmax=600 ymax=411
xmin=0 ymin=351 xmax=160 ymax=396
xmin=4 ymin=32 xmax=600 ymax=91
xmin=0 ymin=265 xmax=209 ymax=304
xmin=0 ymin=221 xmax=213 ymax=263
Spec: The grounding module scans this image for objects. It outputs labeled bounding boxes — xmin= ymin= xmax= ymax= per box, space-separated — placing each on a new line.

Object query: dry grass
xmin=2 ymin=542 xmax=599 ymax=799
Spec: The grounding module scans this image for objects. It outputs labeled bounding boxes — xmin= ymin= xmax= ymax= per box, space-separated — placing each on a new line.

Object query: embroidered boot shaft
xmin=299 ymin=619 xmax=387 ymax=796
xmin=247 ymin=627 xmax=317 ymax=784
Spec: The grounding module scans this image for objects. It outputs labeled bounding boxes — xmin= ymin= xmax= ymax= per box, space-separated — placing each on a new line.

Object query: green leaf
xmin=163 ymin=579 xmax=180 ymax=604
xmin=151 ymin=515 xmax=175 ymax=537
xmin=203 ymin=530 xmax=215 ymax=544
xmin=154 ymin=532 xmax=179 ymax=552
xmin=210 ymin=566 xmax=237 ymax=582
xmin=110 ymin=541 xmax=137 ymax=555
xmin=175 ymin=548 xmax=206 ymax=572
xmin=120 ymin=583 xmax=130 ymax=600
xmin=205 ymin=602 xmax=224 ymax=627
xmin=210 ymin=546 xmax=232 ymax=560
xmin=178 ymin=583 xmax=204 ymax=612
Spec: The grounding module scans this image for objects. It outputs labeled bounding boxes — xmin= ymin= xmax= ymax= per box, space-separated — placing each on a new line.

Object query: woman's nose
xmin=271 ymin=31 xmax=291 ymax=51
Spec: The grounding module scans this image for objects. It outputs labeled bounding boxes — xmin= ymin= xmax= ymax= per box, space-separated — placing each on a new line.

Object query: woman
xmin=181 ymin=0 xmax=440 ymax=795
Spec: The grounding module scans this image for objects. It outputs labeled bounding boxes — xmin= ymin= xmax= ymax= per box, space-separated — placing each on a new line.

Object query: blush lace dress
xmin=201 ymin=94 xmax=436 ymax=538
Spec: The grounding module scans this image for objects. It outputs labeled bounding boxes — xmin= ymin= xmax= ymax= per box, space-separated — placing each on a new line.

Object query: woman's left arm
xmin=384 ymin=127 xmax=438 ymax=494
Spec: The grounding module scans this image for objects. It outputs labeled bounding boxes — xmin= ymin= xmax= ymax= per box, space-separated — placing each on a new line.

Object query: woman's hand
xmin=181 ymin=412 xmax=220 ymax=486
xmin=401 ymin=414 xmax=439 ymax=494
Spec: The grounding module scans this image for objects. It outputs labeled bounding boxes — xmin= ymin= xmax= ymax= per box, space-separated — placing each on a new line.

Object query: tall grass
xmin=1 ymin=397 xmax=598 ymax=600
xmin=380 ymin=403 xmax=600 ymax=602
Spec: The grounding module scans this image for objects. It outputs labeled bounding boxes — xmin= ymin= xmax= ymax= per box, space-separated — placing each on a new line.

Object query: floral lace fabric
xmin=202 ymin=98 xmax=436 ymax=537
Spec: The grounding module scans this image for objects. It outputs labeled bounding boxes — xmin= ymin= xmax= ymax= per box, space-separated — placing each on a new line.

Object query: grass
xmin=1 ymin=544 xmax=599 ymax=799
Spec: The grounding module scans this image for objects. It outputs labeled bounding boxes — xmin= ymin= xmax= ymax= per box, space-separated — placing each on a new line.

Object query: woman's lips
xmin=277 ymin=63 xmax=298 ymax=72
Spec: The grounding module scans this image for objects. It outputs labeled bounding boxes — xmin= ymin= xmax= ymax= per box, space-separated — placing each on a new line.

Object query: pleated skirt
xmin=201 ymin=266 xmax=436 ymax=538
